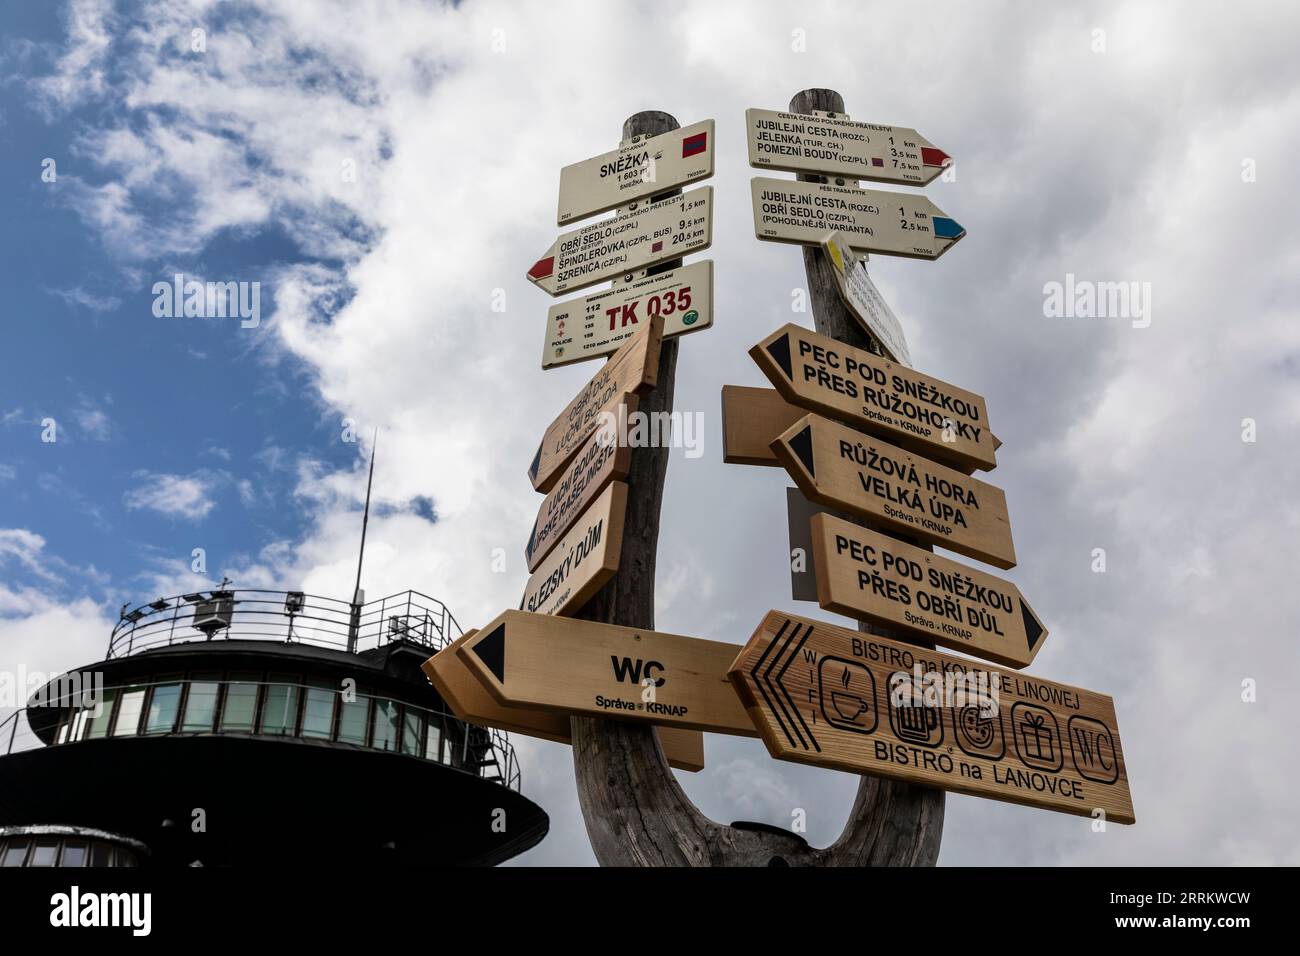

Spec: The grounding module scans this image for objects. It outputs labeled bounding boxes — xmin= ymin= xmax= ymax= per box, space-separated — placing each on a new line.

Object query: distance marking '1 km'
xmin=542 ymin=261 xmax=712 ymax=370
xmin=728 ymin=610 xmax=1134 ymax=824
xmin=528 ymin=187 xmax=713 ymax=296
xmin=751 ymin=177 xmax=963 ymax=260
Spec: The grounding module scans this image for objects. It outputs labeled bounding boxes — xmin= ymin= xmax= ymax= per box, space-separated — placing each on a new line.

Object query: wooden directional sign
xmin=751 ymin=323 xmax=997 ymax=473
xmin=528 ymin=187 xmax=713 ymax=296
xmin=520 ymin=480 xmax=626 ymax=616
xmin=751 ymin=177 xmax=964 ymax=260
xmin=771 ymin=413 xmax=1017 ymax=569
xmin=525 ymin=395 xmax=634 ymax=572
xmin=421 ymin=631 xmax=705 ymax=772
xmin=821 ymin=232 xmax=911 ymax=367
xmin=558 ymin=119 xmax=715 ymax=225
xmin=728 ymin=611 xmax=1135 ymax=824
xmin=460 ymin=610 xmax=757 ymax=737
xmin=811 ymin=513 xmax=1047 ymax=668
xmin=746 ymin=109 xmax=951 ymax=186
xmin=542 ymin=261 xmax=712 ymax=370
xmin=530 ymin=314 xmax=662 ymax=493
xmin=720 ymin=385 xmax=805 ymax=467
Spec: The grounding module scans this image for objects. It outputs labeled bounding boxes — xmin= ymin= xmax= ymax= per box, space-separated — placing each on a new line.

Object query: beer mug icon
xmin=887 ymin=672 xmax=943 ymax=747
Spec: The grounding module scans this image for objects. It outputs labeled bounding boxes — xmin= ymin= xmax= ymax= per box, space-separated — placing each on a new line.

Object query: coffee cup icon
xmin=818 ymin=657 xmax=877 ymax=735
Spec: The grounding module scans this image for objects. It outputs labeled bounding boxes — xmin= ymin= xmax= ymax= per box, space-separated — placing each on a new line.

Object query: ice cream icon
xmin=818 ymin=657 xmax=877 ymax=734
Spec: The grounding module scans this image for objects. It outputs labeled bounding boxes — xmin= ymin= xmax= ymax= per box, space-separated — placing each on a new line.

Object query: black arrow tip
xmin=789 ymin=424 xmax=815 ymax=479
xmin=766 ymin=333 xmax=794 ymax=381
xmin=527 ymin=445 xmax=541 ymax=482
xmin=471 ymin=622 xmax=507 ymax=684
xmin=1020 ymin=599 xmax=1044 ymax=652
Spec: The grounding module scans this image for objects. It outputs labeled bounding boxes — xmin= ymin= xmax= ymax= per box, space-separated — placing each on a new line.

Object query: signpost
xmin=520 ymin=480 xmax=627 ymax=617
xmin=751 ymin=323 xmax=998 ymax=473
xmin=771 ymin=412 xmax=1017 ymax=569
xmin=421 ymin=630 xmax=705 ymax=772
xmin=528 ymin=187 xmax=713 ymax=296
xmin=529 ymin=314 xmax=662 ymax=493
xmin=459 ymin=610 xmax=757 ymax=736
xmin=745 ymin=108 xmax=951 ymax=186
xmin=720 ymin=385 xmax=805 ymax=467
xmin=821 ymin=232 xmax=911 ymax=367
xmin=542 ymin=261 xmax=712 ymax=369
xmin=525 ymin=396 xmax=634 ymax=572
xmin=558 ymin=119 xmax=715 ymax=225
xmin=810 ymin=512 xmax=1047 ymax=668
xmin=728 ymin=610 xmax=1135 ymax=824
xmin=751 ymin=177 xmax=964 ymax=260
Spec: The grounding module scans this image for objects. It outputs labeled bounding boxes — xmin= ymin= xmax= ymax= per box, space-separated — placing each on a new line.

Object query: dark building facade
xmin=0 ymin=589 xmax=548 ymax=866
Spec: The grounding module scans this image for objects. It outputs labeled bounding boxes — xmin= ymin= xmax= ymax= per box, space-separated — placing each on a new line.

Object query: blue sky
xmin=1 ymin=0 xmax=1297 ymax=866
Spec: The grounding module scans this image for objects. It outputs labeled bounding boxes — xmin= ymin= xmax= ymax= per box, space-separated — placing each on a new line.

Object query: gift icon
xmin=1012 ymin=703 xmax=1062 ymax=771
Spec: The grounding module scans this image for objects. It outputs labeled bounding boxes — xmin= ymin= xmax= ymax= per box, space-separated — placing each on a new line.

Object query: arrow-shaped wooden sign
xmin=720 ymin=385 xmax=806 ymax=467
xmin=421 ymin=630 xmax=705 ymax=772
xmin=751 ymin=177 xmax=964 ymax=260
xmin=728 ymin=611 xmax=1135 ymax=824
xmin=771 ymin=412 xmax=1016 ymax=569
xmin=810 ymin=512 xmax=1047 ymax=668
xmin=458 ymin=610 xmax=757 ymax=737
xmin=746 ymin=109 xmax=951 ymax=186
xmin=558 ymin=119 xmax=715 ymax=225
xmin=528 ymin=187 xmax=713 ymax=296
xmin=751 ymin=322 xmax=997 ymax=473
xmin=529 ymin=314 xmax=662 ymax=493
xmin=520 ymin=480 xmax=626 ymax=617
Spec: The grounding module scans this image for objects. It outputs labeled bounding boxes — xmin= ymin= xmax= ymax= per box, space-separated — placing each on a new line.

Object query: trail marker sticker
xmin=751 ymin=177 xmax=964 ymax=260
xmin=751 ymin=323 xmax=997 ymax=473
xmin=558 ymin=119 xmax=715 ymax=225
xmin=459 ymin=610 xmax=757 ymax=736
xmin=810 ymin=512 xmax=1047 ymax=668
xmin=821 ymin=232 xmax=912 ymax=367
xmin=771 ymin=413 xmax=1016 ymax=569
xmin=528 ymin=187 xmax=713 ymax=296
xmin=745 ymin=109 xmax=951 ymax=186
xmin=519 ymin=480 xmax=626 ymax=617
xmin=542 ymin=261 xmax=713 ymax=369
xmin=728 ymin=611 xmax=1134 ymax=823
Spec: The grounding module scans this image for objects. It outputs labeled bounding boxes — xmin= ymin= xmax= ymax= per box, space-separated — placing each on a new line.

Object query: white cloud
xmin=46 ymin=285 xmax=122 ymax=313
xmin=123 ymin=471 xmax=218 ymax=520
xmin=28 ymin=0 xmax=1300 ymax=866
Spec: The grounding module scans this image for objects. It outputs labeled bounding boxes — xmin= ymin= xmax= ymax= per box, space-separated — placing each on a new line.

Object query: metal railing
xmin=107 ymin=589 xmax=463 ymax=660
xmin=0 ymin=675 xmax=520 ymax=792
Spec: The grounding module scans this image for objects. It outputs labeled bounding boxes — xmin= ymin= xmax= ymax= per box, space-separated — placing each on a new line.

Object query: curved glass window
xmin=301 ymin=682 xmax=336 ymax=739
xmin=371 ymin=700 xmax=398 ymax=752
xmin=181 ymin=677 xmax=219 ymax=732
xmin=112 ymin=687 xmax=146 ymax=737
xmin=145 ymin=681 xmax=182 ymax=734
xmin=260 ymin=674 xmax=299 ymax=736
xmin=84 ymin=688 xmax=118 ymax=739
xmin=219 ymin=674 xmax=259 ymax=732
xmin=337 ymin=694 xmax=369 ymax=746
xmin=401 ymin=710 xmax=424 ymax=756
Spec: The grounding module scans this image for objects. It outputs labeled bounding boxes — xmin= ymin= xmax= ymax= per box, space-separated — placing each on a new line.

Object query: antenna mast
xmin=347 ymin=429 xmax=378 ymax=653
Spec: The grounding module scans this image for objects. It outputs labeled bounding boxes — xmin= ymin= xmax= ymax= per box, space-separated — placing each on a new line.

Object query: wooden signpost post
xmin=821 ymin=232 xmax=911 ymax=367
xmin=751 ymin=322 xmax=997 ymax=473
xmin=520 ymin=480 xmax=627 ymax=616
xmin=746 ymin=108 xmax=951 ymax=186
xmin=422 ymin=630 xmax=706 ymax=772
xmin=558 ymin=119 xmax=715 ymax=225
xmin=525 ymin=396 xmax=634 ymax=571
xmin=528 ymin=187 xmax=713 ymax=296
xmin=729 ymin=610 xmax=1135 ymax=824
xmin=458 ymin=610 xmax=757 ymax=737
xmin=751 ymin=176 xmax=964 ymax=260
xmin=771 ymin=412 xmax=1017 ymax=569
xmin=810 ymin=512 xmax=1047 ymax=667
xmin=542 ymin=261 xmax=712 ymax=369
xmin=529 ymin=314 xmax=663 ymax=493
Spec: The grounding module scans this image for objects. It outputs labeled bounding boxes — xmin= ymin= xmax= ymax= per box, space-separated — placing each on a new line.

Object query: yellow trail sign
xmin=771 ymin=412 xmax=1017 ymax=569
xmin=529 ymin=314 xmax=662 ymax=493
xmin=751 ymin=177 xmax=964 ymax=260
xmin=558 ymin=119 xmax=715 ymax=225
xmin=728 ymin=611 xmax=1135 ymax=824
xmin=422 ymin=630 xmax=705 ymax=772
xmin=750 ymin=322 xmax=997 ymax=473
xmin=528 ymin=187 xmax=713 ymax=296
xmin=810 ymin=512 xmax=1047 ymax=668
xmin=520 ymin=480 xmax=626 ymax=617
xmin=459 ymin=610 xmax=758 ymax=737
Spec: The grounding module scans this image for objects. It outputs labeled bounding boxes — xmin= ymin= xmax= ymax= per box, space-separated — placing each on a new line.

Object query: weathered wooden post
xmin=570 ymin=93 xmax=944 ymax=867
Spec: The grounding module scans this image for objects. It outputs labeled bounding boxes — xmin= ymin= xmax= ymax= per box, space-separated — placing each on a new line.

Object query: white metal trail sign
xmin=821 ymin=232 xmax=912 ymax=367
xmin=558 ymin=119 xmax=715 ymax=225
xmin=751 ymin=177 xmax=964 ymax=260
xmin=528 ymin=187 xmax=713 ymax=296
xmin=746 ymin=109 xmax=951 ymax=186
